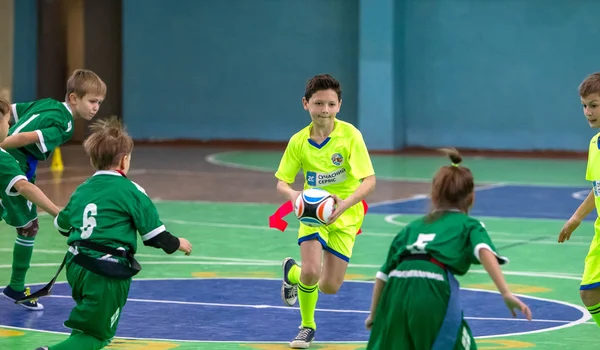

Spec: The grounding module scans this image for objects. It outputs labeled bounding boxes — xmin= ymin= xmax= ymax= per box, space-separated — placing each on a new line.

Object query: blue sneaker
xmin=281 ymin=257 xmax=298 ymax=306
xmin=289 ymin=326 xmax=315 ymax=349
xmin=2 ymin=286 xmax=44 ymax=311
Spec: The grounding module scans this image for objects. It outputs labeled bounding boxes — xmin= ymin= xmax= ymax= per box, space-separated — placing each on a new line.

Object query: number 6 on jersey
xmin=80 ymin=203 xmax=97 ymax=239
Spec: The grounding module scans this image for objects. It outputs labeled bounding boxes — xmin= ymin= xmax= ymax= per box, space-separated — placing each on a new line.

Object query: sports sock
xmin=298 ymin=279 xmax=319 ymax=330
xmin=287 ymin=264 xmax=301 ymax=285
xmin=587 ymin=302 xmax=600 ymax=327
xmin=9 ymin=235 xmax=35 ymax=291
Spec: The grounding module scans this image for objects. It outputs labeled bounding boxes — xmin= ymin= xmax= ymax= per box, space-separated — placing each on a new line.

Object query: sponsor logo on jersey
xmin=306 ymin=168 xmax=347 ymax=187
xmin=594 ymin=181 xmax=600 ymax=197
xmin=331 ymin=152 xmax=344 ymax=166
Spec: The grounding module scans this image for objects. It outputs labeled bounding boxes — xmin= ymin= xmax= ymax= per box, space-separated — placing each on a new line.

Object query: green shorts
xmin=297 ymin=200 xmax=365 ymax=261
xmin=63 ymin=260 xmax=131 ymax=341
xmin=367 ymin=261 xmax=476 ymax=350
xmin=2 ymin=152 xmax=38 ymax=228
xmin=2 ymin=194 xmax=37 ymax=228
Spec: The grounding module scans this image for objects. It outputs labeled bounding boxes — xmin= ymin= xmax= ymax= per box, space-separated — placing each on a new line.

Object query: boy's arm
xmin=274 ymin=136 xmax=302 ymax=201
xmin=0 ymin=132 xmax=40 ymax=149
xmin=276 ymin=180 xmax=301 ymax=203
xmin=131 ymin=183 xmax=191 ymax=255
xmin=13 ymin=180 xmax=60 ymax=217
xmin=340 ymin=175 xmax=376 ymax=208
xmin=558 ymin=190 xmax=594 ymax=243
xmin=571 ymin=190 xmax=595 ymax=222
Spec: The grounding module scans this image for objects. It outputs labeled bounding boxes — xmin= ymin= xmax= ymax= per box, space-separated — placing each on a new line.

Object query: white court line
xmin=0 ymin=259 xmax=583 ymax=279
xmin=41 ymin=294 xmax=574 ymax=324
xmin=0 ymin=277 xmax=588 ymax=342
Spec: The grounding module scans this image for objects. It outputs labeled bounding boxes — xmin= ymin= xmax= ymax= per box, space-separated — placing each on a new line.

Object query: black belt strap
xmin=15 ymin=240 xmax=142 ymax=305
xmin=71 ymin=240 xmax=141 ymax=279
xmin=71 ymin=240 xmax=129 ymax=258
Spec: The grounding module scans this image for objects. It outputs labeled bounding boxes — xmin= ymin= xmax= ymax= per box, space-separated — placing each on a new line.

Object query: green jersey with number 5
xmin=54 ymin=171 xmax=165 ymax=259
xmin=379 ymin=211 xmax=508 ymax=277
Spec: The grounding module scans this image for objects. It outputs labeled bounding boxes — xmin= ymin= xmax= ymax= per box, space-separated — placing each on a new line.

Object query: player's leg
xmin=1 ymin=195 xmax=42 ymax=310
xmin=318 ymin=202 xmax=363 ymax=294
xmin=366 ymin=278 xmax=413 ymax=350
xmin=40 ymin=262 xmax=130 ymax=350
xmin=282 ymin=227 xmax=328 ymax=348
xmin=579 ymin=231 xmax=600 ymax=326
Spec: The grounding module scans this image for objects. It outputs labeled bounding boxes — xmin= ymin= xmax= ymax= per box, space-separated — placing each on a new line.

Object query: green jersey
xmin=54 ymin=171 xmax=165 ymax=260
xmin=378 ymin=211 xmax=508 ymax=279
xmin=0 ymin=148 xmax=28 ymax=218
xmin=10 ymin=98 xmax=74 ymax=161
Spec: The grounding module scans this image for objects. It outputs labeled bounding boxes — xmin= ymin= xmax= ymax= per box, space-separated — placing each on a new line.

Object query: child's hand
xmin=558 ymin=217 xmax=581 ymax=243
xmin=178 ymin=238 xmax=192 ymax=256
xmin=502 ymin=293 xmax=532 ymax=320
xmin=327 ymin=194 xmax=349 ymax=225
xmin=289 ymin=190 xmax=302 ymax=205
xmin=364 ymin=314 xmax=374 ymax=330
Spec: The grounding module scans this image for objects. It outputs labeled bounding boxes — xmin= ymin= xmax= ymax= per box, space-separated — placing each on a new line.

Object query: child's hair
xmin=84 ymin=116 xmax=133 ymax=170
xmin=425 ymin=148 xmax=474 ymax=221
xmin=304 ymin=74 xmax=342 ymax=102
xmin=66 ymin=69 xmax=107 ymax=99
xmin=579 ymin=72 xmax=600 ymax=98
xmin=0 ymin=97 xmax=10 ymax=118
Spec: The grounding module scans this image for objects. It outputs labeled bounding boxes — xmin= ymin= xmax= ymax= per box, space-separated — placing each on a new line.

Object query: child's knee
xmin=300 ymin=264 xmax=320 ymax=285
xmin=580 ymin=288 xmax=600 ymax=306
xmin=318 ymin=280 xmax=343 ymax=294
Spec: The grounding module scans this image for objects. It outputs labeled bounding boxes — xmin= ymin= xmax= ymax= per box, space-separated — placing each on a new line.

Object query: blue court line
xmin=0 ymin=279 xmax=585 ymax=342
xmin=369 ymin=185 xmax=596 ymax=221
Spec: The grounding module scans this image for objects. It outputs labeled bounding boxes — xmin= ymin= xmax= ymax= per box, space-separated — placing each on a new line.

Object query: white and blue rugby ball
xmin=294 ymin=188 xmax=335 ymax=227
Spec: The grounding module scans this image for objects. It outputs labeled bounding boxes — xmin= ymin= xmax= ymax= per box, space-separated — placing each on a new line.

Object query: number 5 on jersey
xmin=407 ymin=233 xmax=436 ymax=254
xmin=81 ymin=203 xmax=97 ymax=239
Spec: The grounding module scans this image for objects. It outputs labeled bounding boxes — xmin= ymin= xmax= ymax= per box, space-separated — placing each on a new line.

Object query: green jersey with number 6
xmin=54 ymin=171 xmax=165 ymax=260
xmin=379 ymin=211 xmax=508 ymax=278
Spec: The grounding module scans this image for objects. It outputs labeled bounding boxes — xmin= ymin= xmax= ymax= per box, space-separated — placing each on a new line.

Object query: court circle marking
xmin=0 ymin=277 xmax=589 ymax=343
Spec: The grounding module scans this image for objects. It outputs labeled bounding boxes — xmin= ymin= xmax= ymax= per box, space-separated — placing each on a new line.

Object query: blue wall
xmin=122 ymin=0 xmax=358 ymax=141
xmin=401 ymin=0 xmax=599 ymax=151
xmin=12 ymin=0 xmax=37 ymax=102
xmin=14 ymin=0 xmax=600 ymax=151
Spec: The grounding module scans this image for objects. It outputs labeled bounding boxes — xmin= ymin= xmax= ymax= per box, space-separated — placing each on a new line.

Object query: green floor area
xmin=0 ymin=200 xmax=596 ymax=349
xmin=207 ymin=151 xmax=590 ymax=186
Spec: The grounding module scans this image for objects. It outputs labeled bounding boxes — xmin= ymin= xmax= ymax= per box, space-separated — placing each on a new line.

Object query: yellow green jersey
xmin=586 ymin=132 xmax=600 ymax=229
xmin=275 ymin=119 xmax=375 ymax=198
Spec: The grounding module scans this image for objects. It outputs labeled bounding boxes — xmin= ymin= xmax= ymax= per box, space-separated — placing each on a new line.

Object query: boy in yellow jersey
xmin=559 ymin=72 xmax=600 ymax=327
xmin=275 ymin=74 xmax=376 ymax=348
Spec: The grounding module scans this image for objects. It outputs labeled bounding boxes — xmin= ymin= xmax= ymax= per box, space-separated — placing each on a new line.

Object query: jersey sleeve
xmin=36 ymin=119 xmax=72 ymax=154
xmin=348 ymin=129 xmax=375 ymax=180
xmin=468 ymin=221 xmax=509 ymax=265
xmin=586 ymin=136 xmax=596 ymax=181
xmin=274 ymin=135 xmax=302 ymax=184
xmin=0 ymin=153 xmax=27 ymax=196
xmin=54 ymin=202 xmax=72 ymax=235
xmin=376 ymin=228 xmax=407 ymax=281
xmin=130 ymin=182 xmax=166 ymax=243
xmin=11 ymin=102 xmax=35 ymax=124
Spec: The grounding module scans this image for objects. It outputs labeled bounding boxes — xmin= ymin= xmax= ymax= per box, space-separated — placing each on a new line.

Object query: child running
xmin=34 ymin=116 xmax=192 ymax=350
xmin=365 ymin=148 xmax=532 ymax=349
xmin=275 ymin=74 xmax=376 ymax=348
